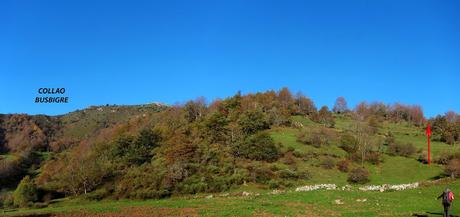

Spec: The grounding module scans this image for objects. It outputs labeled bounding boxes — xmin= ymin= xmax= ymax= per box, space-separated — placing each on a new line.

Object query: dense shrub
xmin=309 ymin=133 xmax=327 ymax=148
xmin=387 ymin=143 xmax=416 ymax=157
xmin=348 ymin=150 xmax=382 ymax=165
xmin=337 ymin=159 xmax=351 ymax=172
xmin=247 ymin=165 xmax=274 ymax=184
xmin=178 ymin=179 xmax=208 ymax=194
xmin=115 ymin=164 xmax=170 ymax=199
xmin=431 ymin=114 xmax=460 ymax=145
xmin=178 ymin=168 xmax=245 ymax=194
xmin=367 ymin=116 xmax=381 ymax=133
xmin=84 ymin=188 xmax=111 ymax=201
xmin=366 ymin=152 xmax=383 ymax=165
xmin=266 ymin=107 xmax=291 ymax=127
xmin=203 ymin=111 xmax=230 ymax=144
xmin=206 ymin=176 xmax=231 ymax=192
xmin=110 ymin=128 xmax=161 ymax=166
xmin=238 ymin=109 xmax=270 ymax=135
xmin=297 ymin=127 xmax=337 ymax=148
xmin=340 ymin=133 xmax=358 ymax=153
xmin=0 ymin=191 xmax=14 ymax=208
xmin=13 ymin=176 xmax=38 ymax=207
xmin=347 ymin=167 xmax=370 ymax=184
xmin=277 ymin=169 xmax=299 ymax=179
xmin=286 ymin=146 xmax=295 ymax=152
xmin=292 ymin=150 xmax=305 ymax=158
xmin=268 ymin=180 xmax=281 ymax=189
xmin=281 ymin=152 xmax=296 ymax=167
xmin=268 ymin=179 xmax=294 ymax=189
xmin=234 ymin=132 xmax=280 ymax=162
xmin=133 ymin=128 xmax=162 ymax=163
xmin=180 ymin=175 xmax=230 ymax=193
xmin=320 ymin=157 xmax=336 ymax=169
xmin=445 ymin=159 xmax=460 ymax=178
xmin=298 ymin=170 xmax=311 ymax=180
xmin=44 ymin=147 xmax=111 ymax=196
xmin=384 ymin=132 xmax=396 ymax=146
xmin=436 ymin=152 xmax=460 ymax=165
xmin=311 ymin=106 xmax=335 ymax=127
xmin=275 ymin=169 xmax=310 ymax=182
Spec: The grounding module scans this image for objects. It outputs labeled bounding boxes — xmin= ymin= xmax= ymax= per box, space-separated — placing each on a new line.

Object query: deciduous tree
xmin=294 ymin=92 xmax=316 ymax=116
xmin=333 ymin=97 xmax=348 ymax=113
xmin=13 ymin=176 xmax=37 ymax=207
xmin=315 ymin=106 xmax=335 ymax=127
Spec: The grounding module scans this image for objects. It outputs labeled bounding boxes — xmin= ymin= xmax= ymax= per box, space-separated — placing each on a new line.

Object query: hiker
xmin=437 ymin=188 xmax=455 ymax=217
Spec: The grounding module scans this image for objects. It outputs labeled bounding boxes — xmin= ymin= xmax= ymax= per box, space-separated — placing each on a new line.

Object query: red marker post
xmin=426 ymin=123 xmax=431 ymax=165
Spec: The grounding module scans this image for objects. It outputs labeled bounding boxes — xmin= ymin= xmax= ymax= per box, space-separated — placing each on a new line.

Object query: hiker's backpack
xmin=444 ymin=191 xmax=454 ymax=204
xmin=449 ymin=192 xmax=455 ymax=202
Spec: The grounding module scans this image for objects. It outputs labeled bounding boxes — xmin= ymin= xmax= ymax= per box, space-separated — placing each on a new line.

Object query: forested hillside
xmin=1 ymin=88 xmax=460 ymax=211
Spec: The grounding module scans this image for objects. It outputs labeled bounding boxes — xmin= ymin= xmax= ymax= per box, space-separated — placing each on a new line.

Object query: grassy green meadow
xmin=2 ymin=179 xmax=460 ymax=217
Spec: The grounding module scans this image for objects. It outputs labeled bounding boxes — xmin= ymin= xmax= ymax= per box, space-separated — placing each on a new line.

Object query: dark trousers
xmin=443 ymin=203 xmax=451 ymax=217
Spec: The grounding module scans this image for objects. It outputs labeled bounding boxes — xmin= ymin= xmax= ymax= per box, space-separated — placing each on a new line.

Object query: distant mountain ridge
xmin=0 ymin=103 xmax=168 ymax=154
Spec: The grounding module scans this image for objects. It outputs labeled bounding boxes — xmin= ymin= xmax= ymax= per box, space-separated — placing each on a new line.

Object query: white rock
xmin=270 ymin=189 xmax=285 ymax=195
xmin=295 ymin=184 xmax=337 ymax=192
xmin=341 ymin=185 xmax=352 ymax=191
xmin=242 ymin=191 xmax=252 ymax=196
xmin=358 ymin=182 xmax=419 ymax=192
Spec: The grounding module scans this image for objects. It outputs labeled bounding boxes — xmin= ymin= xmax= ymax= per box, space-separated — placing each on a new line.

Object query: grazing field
xmin=270 ymin=116 xmax=449 ymax=186
xmin=2 ymin=179 xmax=460 ymax=217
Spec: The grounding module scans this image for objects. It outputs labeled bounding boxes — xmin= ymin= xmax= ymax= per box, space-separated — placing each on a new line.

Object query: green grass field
xmin=3 ymin=179 xmax=460 ymax=217
xmin=271 ymin=116 xmax=447 ymax=186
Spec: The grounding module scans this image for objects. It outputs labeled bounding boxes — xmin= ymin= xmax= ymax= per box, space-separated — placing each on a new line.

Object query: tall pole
xmin=428 ymin=134 xmax=431 ymax=165
xmin=426 ymin=123 xmax=431 ymax=165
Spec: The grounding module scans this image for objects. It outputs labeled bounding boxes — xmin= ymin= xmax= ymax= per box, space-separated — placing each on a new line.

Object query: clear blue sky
xmin=1 ymin=0 xmax=459 ymax=117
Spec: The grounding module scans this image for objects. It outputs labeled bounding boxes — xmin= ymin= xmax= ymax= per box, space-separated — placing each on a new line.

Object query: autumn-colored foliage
xmin=1 ymin=88 xmax=458 ymax=205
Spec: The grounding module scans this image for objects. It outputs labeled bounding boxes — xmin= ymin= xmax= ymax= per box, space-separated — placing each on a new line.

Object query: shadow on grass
xmin=430 ymin=174 xmax=448 ymax=180
xmin=412 ymin=211 xmax=460 ymax=217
